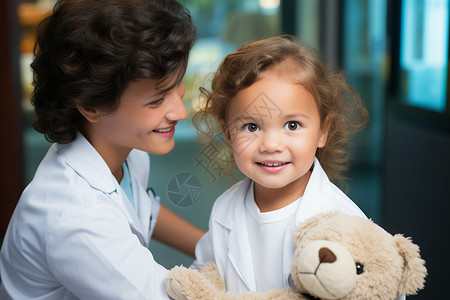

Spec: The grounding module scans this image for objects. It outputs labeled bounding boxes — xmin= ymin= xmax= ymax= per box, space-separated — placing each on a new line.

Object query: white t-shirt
xmin=244 ymin=182 xmax=301 ymax=292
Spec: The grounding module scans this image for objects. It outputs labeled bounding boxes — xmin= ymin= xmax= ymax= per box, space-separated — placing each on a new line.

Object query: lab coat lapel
xmin=218 ymin=178 xmax=257 ymax=291
xmin=124 ymin=151 xmax=154 ymax=247
xmin=227 ymin=213 xmax=256 ymax=291
xmin=270 ymin=158 xmax=364 ymax=290
xmin=134 ymin=186 xmax=152 ymax=245
xmin=281 ymin=221 xmax=296 ymax=288
xmin=115 ymin=186 xmax=149 ymax=247
xmin=282 ymin=158 xmax=327 ymax=287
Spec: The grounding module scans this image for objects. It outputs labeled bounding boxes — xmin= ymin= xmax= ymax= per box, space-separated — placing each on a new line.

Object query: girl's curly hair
xmin=193 ymin=35 xmax=368 ymax=183
xmin=31 ymin=0 xmax=196 ymax=144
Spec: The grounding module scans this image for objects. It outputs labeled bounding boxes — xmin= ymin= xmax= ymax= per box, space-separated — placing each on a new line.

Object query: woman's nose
xmin=166 ymin=83 xmax=188 ymax=121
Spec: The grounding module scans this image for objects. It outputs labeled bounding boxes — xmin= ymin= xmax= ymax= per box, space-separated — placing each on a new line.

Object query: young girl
xmin=192 ymin=36 xmax=370 ymax=293
xmin=0 ymin=0 xmax=203 ymax=299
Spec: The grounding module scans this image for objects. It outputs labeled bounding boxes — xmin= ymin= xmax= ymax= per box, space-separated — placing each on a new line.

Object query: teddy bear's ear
xmin=394 ymin=234 xmax=427 ymax=295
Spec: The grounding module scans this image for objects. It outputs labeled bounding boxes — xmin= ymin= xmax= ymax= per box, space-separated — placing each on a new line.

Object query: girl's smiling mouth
xmin=256 ymin=161 xmax=290 ymax=173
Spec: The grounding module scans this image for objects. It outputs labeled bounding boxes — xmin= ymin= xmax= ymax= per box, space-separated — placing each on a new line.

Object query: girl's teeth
xmin=261 ymin=162 xmax=284 ymax=167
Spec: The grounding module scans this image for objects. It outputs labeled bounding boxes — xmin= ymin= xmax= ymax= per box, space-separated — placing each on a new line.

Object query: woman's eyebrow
xmin=145 ymin=91 xmax=165 ymax=100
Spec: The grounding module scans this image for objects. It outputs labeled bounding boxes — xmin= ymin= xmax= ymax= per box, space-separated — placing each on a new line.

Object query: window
xmin=179 ymin=0 xmax=282 ymax=125
xmin=399 ymin=0 xmax=449 ymax=112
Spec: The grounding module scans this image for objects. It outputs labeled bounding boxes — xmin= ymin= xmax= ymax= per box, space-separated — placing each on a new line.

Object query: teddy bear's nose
xmin=319 ymin=247 xmax=336 ymax=263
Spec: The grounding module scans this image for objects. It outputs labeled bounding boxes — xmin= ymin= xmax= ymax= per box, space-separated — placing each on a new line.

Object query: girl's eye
xmin=285 ymin=121 xmax=301 ymax=131
xmin=243 ymin=123 xmax=259 ymax=132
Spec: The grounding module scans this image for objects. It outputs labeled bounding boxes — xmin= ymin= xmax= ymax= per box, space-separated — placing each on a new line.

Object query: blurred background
xmin=1 ymin=0 xmax=449 ymax=298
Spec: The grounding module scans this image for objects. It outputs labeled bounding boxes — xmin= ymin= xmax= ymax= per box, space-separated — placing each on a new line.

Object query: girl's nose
xmin=259 ymin=130 xmax=285 ymax=153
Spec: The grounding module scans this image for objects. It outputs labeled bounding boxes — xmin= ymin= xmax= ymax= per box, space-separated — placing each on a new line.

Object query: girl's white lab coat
xmin=0 ymin=132 xmax=170 ymax=299
xmin=193 ymin=158 xmax=367 ymax=292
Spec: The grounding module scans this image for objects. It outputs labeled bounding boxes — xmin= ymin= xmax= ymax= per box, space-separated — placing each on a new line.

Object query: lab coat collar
xmin=213 ymin=178 xmax=251 ymax=229
xmin=58 ymin=133 xmax=153 ymax=247
xmin=294 ymin=158 xmax=333 ymax=225
xmin=59 ymin=132 xmax=117 ymax=194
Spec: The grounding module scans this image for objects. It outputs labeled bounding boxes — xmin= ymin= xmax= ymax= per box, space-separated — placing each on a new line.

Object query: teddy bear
xmin=166 ymin=211 xmax=427 ymax=300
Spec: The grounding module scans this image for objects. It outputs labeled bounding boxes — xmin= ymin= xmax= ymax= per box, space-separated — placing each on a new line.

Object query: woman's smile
xmin=152 ymin=123 xmax=177 ymax=138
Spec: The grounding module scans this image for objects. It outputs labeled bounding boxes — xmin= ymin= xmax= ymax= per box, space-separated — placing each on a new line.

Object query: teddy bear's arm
xmin=197 ymin=262 xmax=226 ymax=291
xmin=166 ymin=265 xmax=307 ymax=300
xmin=166 ymin=266 xmax=220 ymax=300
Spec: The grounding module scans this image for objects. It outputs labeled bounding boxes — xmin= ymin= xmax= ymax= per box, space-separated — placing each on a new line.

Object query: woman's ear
xmin=77 ymin=106 xmax=101 ymax=122
xmin=318 ymin=116 xmax=331 ymax=148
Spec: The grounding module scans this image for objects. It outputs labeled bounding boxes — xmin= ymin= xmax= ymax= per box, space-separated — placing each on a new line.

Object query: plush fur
xmin=166 ymin=211 xmax=427 ymax=300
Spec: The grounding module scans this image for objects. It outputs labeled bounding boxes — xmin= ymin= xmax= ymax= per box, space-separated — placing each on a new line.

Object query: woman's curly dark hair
xmin=31 ymin=0 xmax=196 ymax=144
xmin=193 ymin=36 xmax=368 ymax=183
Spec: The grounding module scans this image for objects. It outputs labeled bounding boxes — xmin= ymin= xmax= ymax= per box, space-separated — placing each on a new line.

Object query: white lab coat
xmin=0 ymin=132 xmax=170 ymax=299
xmin=193 ymin=158 xmax=366 ymax=292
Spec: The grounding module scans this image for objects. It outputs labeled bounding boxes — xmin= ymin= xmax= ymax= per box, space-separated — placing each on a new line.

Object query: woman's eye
xmin=285 ymin=121 xmax=301 ymax=131
xmin=243 ymin=123 xmax=259 ymax=132
xmin=148 ymin=98 xmax=164 ymax=106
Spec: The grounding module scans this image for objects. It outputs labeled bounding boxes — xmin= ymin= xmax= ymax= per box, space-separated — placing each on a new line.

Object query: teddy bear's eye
xmin=355 ymin=262 xmax=364 ymax=275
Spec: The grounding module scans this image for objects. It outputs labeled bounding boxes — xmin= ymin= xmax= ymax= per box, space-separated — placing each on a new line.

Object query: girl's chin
xmin=253 ymin=180 xmax=288 ymax=190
